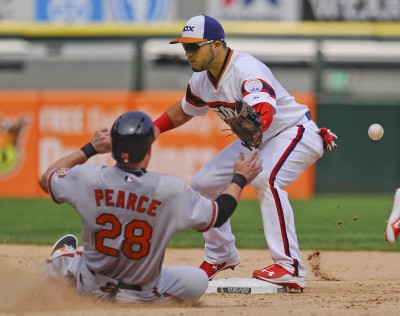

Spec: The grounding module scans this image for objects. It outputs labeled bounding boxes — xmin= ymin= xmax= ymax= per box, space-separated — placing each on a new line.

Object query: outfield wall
xmin=0 ymin=90 xmax=316 ymax=199
xmin=316 ymin=102 xmax=400 ymax=193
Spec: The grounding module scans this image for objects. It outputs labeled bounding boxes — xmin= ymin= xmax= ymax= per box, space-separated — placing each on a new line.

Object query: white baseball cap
xmin=170 ymin=15 xmax=225 ymax=44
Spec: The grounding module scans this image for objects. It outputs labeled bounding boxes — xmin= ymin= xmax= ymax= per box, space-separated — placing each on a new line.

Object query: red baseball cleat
xmin=253 ymin=264 xmax=306 ymax=290
xmin=386 ymin=189 xmax=400 ymax=244
xmin=199 ymin=257 xmax=240 ymax=280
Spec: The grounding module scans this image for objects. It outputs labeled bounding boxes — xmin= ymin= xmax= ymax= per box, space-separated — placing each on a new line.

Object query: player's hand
xmin=90 ymin=128 xmax=111 ymax=154
xmin=233 ymin=151 xmax=263 ymax=183
xmin=317 ymin=127 xmax=338 ymax=151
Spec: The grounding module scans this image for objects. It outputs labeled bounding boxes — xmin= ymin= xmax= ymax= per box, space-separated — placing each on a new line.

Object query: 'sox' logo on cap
xmin=183 ymin=26 xmax=195 ymax=32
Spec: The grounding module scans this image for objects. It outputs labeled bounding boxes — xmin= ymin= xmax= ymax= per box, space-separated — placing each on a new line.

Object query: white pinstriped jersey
xmin=182 ymin=49 xmax=310 ymax=142
xmin=48 ymin=164 xmax=217 ymax=286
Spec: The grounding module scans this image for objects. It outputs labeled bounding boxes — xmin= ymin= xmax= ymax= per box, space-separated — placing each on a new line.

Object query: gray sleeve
xmin=48 ymin=164 xmax=96 ymax=208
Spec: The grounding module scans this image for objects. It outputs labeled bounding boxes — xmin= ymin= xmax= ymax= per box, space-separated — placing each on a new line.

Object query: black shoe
xmin=50 ymin=234 xmax=78 ymax=256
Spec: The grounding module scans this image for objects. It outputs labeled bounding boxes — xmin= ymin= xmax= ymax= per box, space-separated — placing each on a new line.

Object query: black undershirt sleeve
xmin=214 ymin=194 xmax=238 ymax=227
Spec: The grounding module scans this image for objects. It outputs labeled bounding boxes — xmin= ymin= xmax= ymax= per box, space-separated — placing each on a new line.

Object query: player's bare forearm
xmin=154 ymin=101 xmax=193 ymax=136
xmin=166 ymin=101 xmax=194 ymax=127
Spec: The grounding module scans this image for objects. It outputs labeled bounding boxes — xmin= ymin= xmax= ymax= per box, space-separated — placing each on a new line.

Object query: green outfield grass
xmin=0 ymin=194 xmax=399 ymax=251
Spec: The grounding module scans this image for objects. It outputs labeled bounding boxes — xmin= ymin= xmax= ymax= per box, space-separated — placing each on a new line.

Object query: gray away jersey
xmin=48 ymin=164 xmax=217 ymax=286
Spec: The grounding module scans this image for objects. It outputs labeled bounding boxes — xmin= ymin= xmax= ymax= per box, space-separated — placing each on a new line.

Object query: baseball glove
xmin=225 ymin=100 xmax=263 ymax=150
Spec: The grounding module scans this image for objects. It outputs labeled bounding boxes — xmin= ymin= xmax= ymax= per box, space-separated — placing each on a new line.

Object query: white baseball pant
xmin=191 ymin=119 xmax=323 ymax=277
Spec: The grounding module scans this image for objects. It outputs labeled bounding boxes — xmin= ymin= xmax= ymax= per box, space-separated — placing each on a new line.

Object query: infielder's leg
xmin=192 ymin=140 xmax=247 ymax=265
xmin=386 ymin=188 xmax=400 ymax=243
xmin=252 ymin=122 xmax=323 ymax=278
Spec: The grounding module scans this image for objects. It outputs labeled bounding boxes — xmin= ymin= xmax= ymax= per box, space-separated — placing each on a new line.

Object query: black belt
xmin=117 ymin=281 xmax=142 ymax=291
xmin=305 ymin=111 xmax=311 ymax=121
xmin=88 ymin=267 xmax=142 ymax=291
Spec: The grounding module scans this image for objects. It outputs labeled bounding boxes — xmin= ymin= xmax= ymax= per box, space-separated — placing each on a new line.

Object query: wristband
xmin=231 ymin=173 xmax=247 ymax=189
xmin=80 ymin=142 xmax=97 ymax=159
xmin=153 ymin=112 xmax=175 ymax=133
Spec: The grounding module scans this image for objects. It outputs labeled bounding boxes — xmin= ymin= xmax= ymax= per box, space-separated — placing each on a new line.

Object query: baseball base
xmin=206 ymin=278 xmax=286 ymax=294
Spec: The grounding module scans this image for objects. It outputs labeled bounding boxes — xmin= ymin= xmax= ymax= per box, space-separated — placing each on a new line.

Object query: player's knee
xmin=251 ymin=169 xmax=271 ymax=193
xmin=179 ymin=267 xmax=209 ymax=300
xmin=192 ymin=169 xmax=228 ymax=199
xmin=186 ymin=270 xmax=209 ymax=299
xmin=191 ymin=172 xmax=204 ymax=190
xmin=191 ymin=172 xmax=213 ymax=197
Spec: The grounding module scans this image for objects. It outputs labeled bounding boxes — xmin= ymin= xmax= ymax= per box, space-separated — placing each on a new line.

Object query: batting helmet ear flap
xmin=111 ymin=111 xmax=155 ymax=164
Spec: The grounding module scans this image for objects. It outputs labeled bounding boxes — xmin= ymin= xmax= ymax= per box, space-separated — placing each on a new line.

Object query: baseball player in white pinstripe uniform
xmin=154 ymin=15 xmax=337 ymax=290
xmin=39 ymin=111 xmax=262 ymax=303
xmin=386 ymin=188 xmax=400 ymax=243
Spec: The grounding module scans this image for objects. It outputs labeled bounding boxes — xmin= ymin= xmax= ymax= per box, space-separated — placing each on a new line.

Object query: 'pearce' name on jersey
xmin=94 ymin=189 xmax=162 ymax=217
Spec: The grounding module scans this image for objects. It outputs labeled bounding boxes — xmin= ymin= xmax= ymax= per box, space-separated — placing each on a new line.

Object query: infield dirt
xmin=0 ymin=245 xmax=399 ymax=316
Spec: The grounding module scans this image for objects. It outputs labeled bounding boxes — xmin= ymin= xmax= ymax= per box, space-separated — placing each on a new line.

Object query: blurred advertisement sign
xmin=0 ymin=90 xmax=315 ymax=199
xmin=207 ymin=0 xmax=301 ymax=21
xmin=0 ymin=0 xmax=175 ymax=22
xmin=36 ymin=0 xmax=102 ymax=22
xmin=0 ymin=93 xmax=38 ymax=198
xmin=0 ymin=0 xmax=15 ymax=20
xmin=107 ymin=0 xmax=173 ymax=22
xmin=302 ymin=0 xmax=400 ymax=21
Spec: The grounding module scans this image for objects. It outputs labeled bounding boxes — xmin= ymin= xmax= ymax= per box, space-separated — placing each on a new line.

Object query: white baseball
xmin=368 ymin=124 xmax=384 ymax=140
